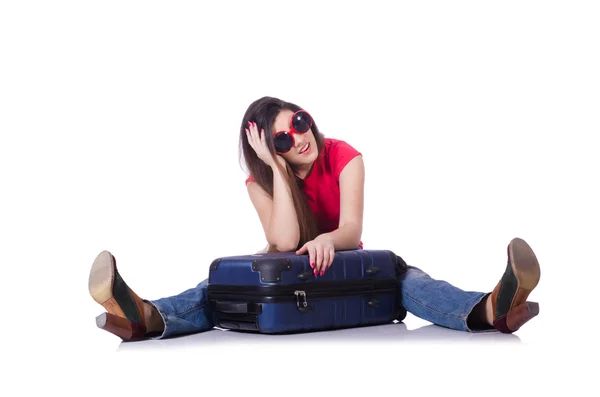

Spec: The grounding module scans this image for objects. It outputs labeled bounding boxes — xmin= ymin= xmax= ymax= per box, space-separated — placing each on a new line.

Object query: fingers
xmin=296 ymin=244 xmax=317 ymax=277
xmin=314 ymin=243 xmax=328 ymax=276
xmin=326 ymin=246 xmax=335 ymax=271
xmin=245 ymin=121 xmax=259 ymax=147
xmin=295 ymin=245 xmax=307 ymax=255
xmin=309 ymin=244 xmax=320 ymax=276
xmin=296 ymin=243 xmax=313 ymax=269
xmin=245 ymin=123 xmax=254 ymax=148
xmin=297 ymin=241 xmax=335 ymax=278
xmin=246 ymin=121 xmax=273 ymax=165
xmin=320 ymin=246 xmax=330 ymax=277
xmin=249 ymin=122 xmax=265 ymax=147
xmin=323 ymin=246 xmax=335 ymax=275
xmin=259 ymin=127 xmax=272 ymax=159
xmin=259 ymin=126 xmax=267 ymax=145
xmin=318 ymin=245 xmax=335 ymax=276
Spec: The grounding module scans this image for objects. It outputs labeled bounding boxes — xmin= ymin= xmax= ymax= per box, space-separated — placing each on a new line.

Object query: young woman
xmin=88 ymin=96 xmax=541 ymax=341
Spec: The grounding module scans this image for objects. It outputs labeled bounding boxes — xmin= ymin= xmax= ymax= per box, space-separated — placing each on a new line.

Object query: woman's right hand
xmin=245 ymin=121 xmax=286 ymax=169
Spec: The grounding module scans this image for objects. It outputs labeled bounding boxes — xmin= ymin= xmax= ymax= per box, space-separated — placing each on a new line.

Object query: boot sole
xmin=88 ymin=250 xmax=127 ymax=318
xmin=492 ymin=238 xmax=541 ymax=333
xmin=508 ymin=237 xmax=541 ymax=292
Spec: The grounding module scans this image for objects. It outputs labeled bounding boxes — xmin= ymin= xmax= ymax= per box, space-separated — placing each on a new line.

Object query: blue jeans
xmin=147 ymin=265 xmax=492 ymax=339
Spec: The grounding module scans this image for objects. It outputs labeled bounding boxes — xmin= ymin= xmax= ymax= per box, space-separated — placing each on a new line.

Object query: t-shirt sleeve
xmin=245 ymin=174 xmax=256 ymax=185
xmin=330 ymin=140 xmax=362 ymax=181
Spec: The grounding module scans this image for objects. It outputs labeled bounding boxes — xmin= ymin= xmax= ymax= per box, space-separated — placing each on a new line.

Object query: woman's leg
xmin=89 ymin=250 xmax=215 ymax=341
xmin=399 ymin=266 xmax=492 ymax=332
xmin=145 ymin=279 xmax=215 ymax=339
xmin=398 ymin=237 xmax=541 ymax=333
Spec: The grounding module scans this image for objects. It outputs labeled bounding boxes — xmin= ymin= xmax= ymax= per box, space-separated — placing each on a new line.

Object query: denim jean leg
xmin=145 ymin=278 xmax=216 ymax=339
xmin=399 ymin=266 xmax=494 ymax=332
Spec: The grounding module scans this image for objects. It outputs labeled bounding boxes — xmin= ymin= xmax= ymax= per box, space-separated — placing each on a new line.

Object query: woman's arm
xmin=296 ymin=155 xmax=365 ymax=274
xmin=315 ymin=155 xmax=364 ymax=250
xmin=247 ymin=163 xmax=300 ymax=252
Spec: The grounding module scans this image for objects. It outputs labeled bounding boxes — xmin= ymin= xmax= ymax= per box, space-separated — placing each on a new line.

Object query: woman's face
xmin=272 ymin=109 xmax=319 ymax=166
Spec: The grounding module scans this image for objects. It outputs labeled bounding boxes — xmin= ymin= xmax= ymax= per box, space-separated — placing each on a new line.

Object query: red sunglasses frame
xmin=272 ymin=110 xmax=313 ymax=154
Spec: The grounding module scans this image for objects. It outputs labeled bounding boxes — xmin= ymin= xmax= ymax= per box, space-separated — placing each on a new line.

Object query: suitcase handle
xmin=365 ymin=266 xmax=380 ymax=276
xmin=297 ymin=271 xmax=315 ymax=281
xmin=215 ymin=301 xmax=250 ymax=314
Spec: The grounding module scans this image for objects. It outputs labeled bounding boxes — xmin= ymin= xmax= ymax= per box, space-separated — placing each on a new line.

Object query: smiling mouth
xmin=299 ymin=143 xmax=310 ymax=154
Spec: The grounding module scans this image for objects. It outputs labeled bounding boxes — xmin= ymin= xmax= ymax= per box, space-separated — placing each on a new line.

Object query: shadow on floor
xmin=116 ymin=320 xmax=520 ymax=352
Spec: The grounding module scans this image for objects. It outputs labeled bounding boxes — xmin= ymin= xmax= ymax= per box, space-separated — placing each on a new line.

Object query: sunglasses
xmin=273 ymin=110 xmax=313 ymax=154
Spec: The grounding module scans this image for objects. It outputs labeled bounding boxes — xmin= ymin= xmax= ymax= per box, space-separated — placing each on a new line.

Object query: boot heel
xmin=96 ymin=312 xmax=146 ymax=341
xmin=506 ymin=301 xmax=539 ymax=332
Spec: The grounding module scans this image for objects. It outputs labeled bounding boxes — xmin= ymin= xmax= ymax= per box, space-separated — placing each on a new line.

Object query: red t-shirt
xmin=245 ymin=138 xmax=363 ymax=248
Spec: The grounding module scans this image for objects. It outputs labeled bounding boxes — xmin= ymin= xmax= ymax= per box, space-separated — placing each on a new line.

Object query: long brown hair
xmin=238 ymin=96 xmax=325 ymax=252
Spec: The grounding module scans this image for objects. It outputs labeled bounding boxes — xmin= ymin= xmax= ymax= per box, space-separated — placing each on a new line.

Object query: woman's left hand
xmin=296 ymin=236 xmax=335 ymax=277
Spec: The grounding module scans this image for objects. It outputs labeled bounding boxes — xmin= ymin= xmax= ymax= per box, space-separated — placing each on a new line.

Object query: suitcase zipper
xmin=208 ymin=278 xmax=398 ymax=304
xmin=294 ymin=290 xmax=308 ymax=308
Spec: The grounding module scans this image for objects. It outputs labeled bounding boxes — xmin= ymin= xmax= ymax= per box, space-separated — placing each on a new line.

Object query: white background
xmin=1 ymin=0 xmax=598 ymax=395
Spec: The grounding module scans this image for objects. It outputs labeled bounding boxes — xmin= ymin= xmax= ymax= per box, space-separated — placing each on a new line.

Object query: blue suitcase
xmin=207 ymin=249 xmax=407 ymax=333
